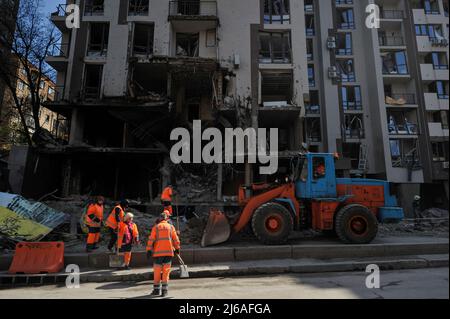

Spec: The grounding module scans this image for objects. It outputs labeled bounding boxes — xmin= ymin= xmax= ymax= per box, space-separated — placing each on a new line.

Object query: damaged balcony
xmin=168 ymin=1 xmax=218 ymax=32
xmin=390 ymin=139 xmax=422 ymax=170
xmin=46 ymin=42 xmax=69 ymax=72
xmin=343 ymin=114 xmax=365 ymax=141
xmin=50 ymin=4 xmax=71 ymax=32
xmin=387 ymin=110 xmax=420 ymax=137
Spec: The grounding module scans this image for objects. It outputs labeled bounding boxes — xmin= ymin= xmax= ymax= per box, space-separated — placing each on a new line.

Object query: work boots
xmin=150 ymin=285 xmax=161 ymax=297
xmin=161 ymin=283 xmax=168 ymax=297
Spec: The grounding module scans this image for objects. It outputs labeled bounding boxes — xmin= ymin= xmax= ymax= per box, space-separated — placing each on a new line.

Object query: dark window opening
xmin=83 ymin=64 xmax=103 ymax=99
xmin=176 ymin=33 xmax=199 ymax=57
xmin=133 ymin=23 xmax=154 ymax=56
xmin=85 ymin=0 xmax=104 ymax=15
xmin=87 ymin=23 xmax=109 ymax=56
xmin=129 ymin=0 xmax=149 ymax=16
xmin=259 ymin=31 xmax=292 ymax=63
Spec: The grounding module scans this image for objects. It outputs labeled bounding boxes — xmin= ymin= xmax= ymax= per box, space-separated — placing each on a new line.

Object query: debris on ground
xmin=174 ymin=165 xmax=217 ymax=203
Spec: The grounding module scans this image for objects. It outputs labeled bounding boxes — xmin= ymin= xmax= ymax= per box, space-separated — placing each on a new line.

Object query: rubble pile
xmin=174 ymin=165 xmax=217 ymax=203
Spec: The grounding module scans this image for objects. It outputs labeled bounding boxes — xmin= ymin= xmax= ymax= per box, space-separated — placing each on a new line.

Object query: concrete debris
xmin=174 ymin=165 xmax=217 ymax=202
xmin=416 ymin=208 xmax=449 ymax=229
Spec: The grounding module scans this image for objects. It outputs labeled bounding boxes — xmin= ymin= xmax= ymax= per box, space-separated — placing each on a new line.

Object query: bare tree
xmin=0 ymin=0 xmax=60 ymax=147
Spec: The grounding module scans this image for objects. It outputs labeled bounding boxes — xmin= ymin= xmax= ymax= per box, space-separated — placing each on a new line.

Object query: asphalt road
xmin=0 ymin=268 xmax=448 ymax=299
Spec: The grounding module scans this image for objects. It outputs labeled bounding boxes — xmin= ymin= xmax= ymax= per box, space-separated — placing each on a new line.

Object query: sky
xmin=40 ymin=0 xmax=62 ymax=17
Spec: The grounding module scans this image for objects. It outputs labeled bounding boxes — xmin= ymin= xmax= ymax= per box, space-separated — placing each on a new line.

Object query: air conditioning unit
xmin=233 ymin=54 xmax=240 ymax=69
xmin=327 ymin=36 xmax=336 ymax=49
xmin=443 ymin=161 xmax=449 ymax=169
xmin=328 ymin=66 xmax=338 ymax=79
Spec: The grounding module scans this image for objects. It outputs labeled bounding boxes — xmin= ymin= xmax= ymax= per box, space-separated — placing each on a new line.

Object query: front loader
xmin=201 ymin=153 xmax=404 ymax=247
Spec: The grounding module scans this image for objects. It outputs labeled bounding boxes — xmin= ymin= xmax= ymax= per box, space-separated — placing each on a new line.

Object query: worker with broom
xmin=85 ymin=196 xmax=104 ymax=253
xmin=146 ymin=211 xmax=181 ymax=297
xmin=116 ymin=213 xmax=139 ymax=270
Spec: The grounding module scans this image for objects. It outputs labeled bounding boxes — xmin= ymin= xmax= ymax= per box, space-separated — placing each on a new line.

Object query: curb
xmin=78 ymin=254 xmax=449 ymax=283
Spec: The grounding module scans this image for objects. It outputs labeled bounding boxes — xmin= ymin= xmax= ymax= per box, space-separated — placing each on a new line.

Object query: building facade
xmin=303 ymin=0 xmax=448 ymax=213
xmin=44 ymin=0 xmax=448 ymax=213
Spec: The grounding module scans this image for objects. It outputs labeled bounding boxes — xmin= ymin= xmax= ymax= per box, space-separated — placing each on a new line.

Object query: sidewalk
xmin=1 ymin=253 xmax=446 ymax=285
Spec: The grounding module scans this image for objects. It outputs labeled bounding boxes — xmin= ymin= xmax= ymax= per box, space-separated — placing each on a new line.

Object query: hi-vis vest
xmin=105 ymin=205 xmax=124 ymax=229
xmin=146 ymin=220 xmax=180 ymax=258
xmin=85 ymin=203 xmax=104 ymax=227
xmin=117 ymin=221 xmax=139 ymax=249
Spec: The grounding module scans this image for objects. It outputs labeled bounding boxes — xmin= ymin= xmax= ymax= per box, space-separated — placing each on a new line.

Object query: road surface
xmin=0 ymin=268 xmax=448 ymax=299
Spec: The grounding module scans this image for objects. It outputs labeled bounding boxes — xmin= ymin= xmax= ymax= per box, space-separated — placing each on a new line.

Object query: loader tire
xmin=335 ymin=204 xmax=378 ymax=244
xmin=252 ymin=202 xmax=293 ymax=245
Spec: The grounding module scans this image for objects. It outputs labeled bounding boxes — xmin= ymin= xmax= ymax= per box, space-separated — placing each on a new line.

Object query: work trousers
xmin=153 ymin=256 xmax=172 ymax=292
xmin=86 ymin=227 xmax=101 ymax=249
xmin=119 ymin=243 xmax=133 ymax=266
xmin=108 ymin=227 xmax=118 ymax=250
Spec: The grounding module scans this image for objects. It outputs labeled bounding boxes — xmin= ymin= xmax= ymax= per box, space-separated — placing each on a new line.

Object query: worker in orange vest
xmin=146 ymin=211 xmax=181 ymax=297
xmin=85 ymin=196 xmax=104 ymax=252
xmin=161 ymin=185 xmax=175 ymax=216
xmin=117 ymin=212 xmax=139 ymax=270
xmin=105 ymin=199 xmax=129 ymax=252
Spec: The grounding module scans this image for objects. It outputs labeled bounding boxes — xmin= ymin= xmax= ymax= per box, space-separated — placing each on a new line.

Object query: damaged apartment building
xmin=20 ymin=0 xmax=309 ymax=208
xmin=9 ymin=0 xmax=448 ymax=215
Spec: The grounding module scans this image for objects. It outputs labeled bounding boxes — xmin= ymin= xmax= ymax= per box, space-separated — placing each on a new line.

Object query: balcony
xmin=50 ymin=4 xmax=69 ymax=32
xmin=385 ymin=93 xmax=417 ymax=107
xmin=420 ymin=63 xmax=449 ymax=81
xmin=425 ymin=92 xmax=449 ymax=111
xmin=46 ymin=43 xmax=70 ymax=72
xmin=168 ymin=1 xmax=218 ymax=31
xmin=428 ymin=122 xmax=450 ymax=137
xmin=380 ymin=10 xmax=404 ymax=20
xmin=379 ymin=35 xmax=405 ymax=48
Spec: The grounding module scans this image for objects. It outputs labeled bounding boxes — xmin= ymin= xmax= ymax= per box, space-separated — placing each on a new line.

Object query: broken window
xmin=336 ymin=8 xmax=355 ymax=29
xmin=308 ymin=65 xmax=315 ymax=87
xmin=307 ymin=38 xmax=313 ymax=61
xmin=341 ymin=86 xmax=362 ymax=111
xmin=387 ymin=111 xmax=418 ymax=135
xmin=305 ymin=118 xmax=321 ymax=142
xmin=381 ymin=51 xmax=408 ymax=75
xmin=336 ymin=59 xmax=355 ymax=82
xmin=344 ymin=114 xmax=364 ymax=139
xmin=85 ymin=0 xmax=104 ymax=15
xmin=259 ymin=31 xmax=291 ymax=63
xmin=128 ymin=0 xmax=149 ymax=16
xmin=133 ymin=23 xmax=154 ymax=56
xmin=83 ymin=64 xmax=103 ymax=99
xmin=305 ymin=15 xmax=314 ymax=36
xmin=87 ymin=23 xmax=109 ymax=57
xmin=264 ymin=0 xmax=290 ymax=24
xmin=261 ymin=71 xmax=293 ymax=104
xmin=335 ymin=33 xmax=352 ymax=56
xmin=305 ymin=90 xmax=320 ymax=114
xmin=176 ymin=33 xmax=199 ymax=57
xmin=390 ymin=139 xmax=421 ymax=168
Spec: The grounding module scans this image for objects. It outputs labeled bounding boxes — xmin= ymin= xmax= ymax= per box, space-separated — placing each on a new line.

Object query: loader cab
xmin=296 ymin=153 xmax=337 ymax=199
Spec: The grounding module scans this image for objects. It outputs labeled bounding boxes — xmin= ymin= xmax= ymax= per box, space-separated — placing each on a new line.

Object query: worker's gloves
xmin=146 ymin=251 xmax=152 ymax=260
xmin=174 ymin=249 xmax=180 ymax=255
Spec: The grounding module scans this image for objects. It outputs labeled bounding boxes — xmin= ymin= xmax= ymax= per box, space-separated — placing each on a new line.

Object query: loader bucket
xmin=201 ymin=209 xmax=231 ymax=247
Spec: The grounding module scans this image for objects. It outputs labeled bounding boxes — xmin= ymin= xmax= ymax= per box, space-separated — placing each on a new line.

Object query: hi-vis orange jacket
xmin=105 ymin=205 xmax=125 ymax=230
xmin=146 ymin=220 xmax=180 ymax=258
xmin=161 ymin=187 xmax=173 ymax=202
xmin=117 ymin=221 xmax=139 ymax=249
xmin=85 ymin=203 xmax=104 ymax=227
